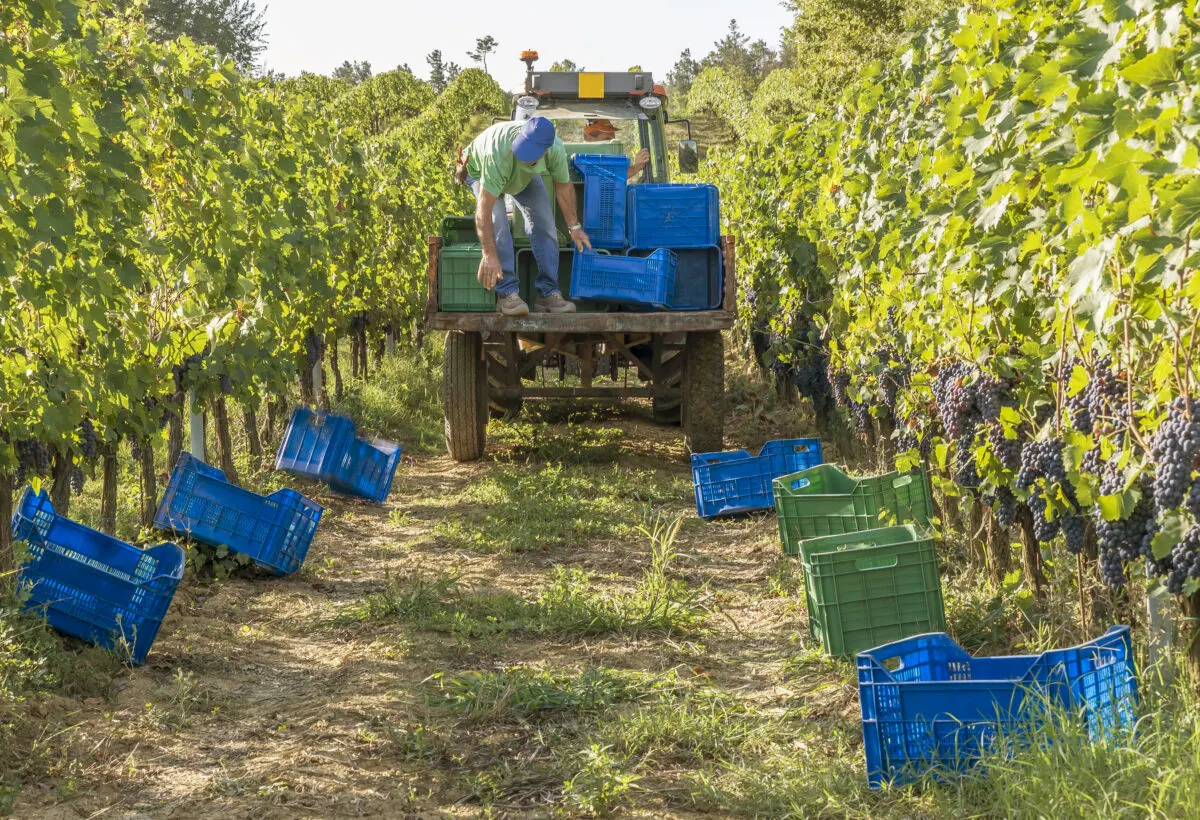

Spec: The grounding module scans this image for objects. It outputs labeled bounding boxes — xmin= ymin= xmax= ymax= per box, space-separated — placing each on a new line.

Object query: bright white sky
xmin=261 ymin=1 xmax=794 ymax=92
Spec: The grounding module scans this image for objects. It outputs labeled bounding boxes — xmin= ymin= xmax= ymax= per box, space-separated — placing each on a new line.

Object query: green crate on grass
xmin=773 ymin=464 xmax=934 ymax=555
xmin=796 ymin=525 xmax=945 ymax=657
xmin=438 ymin=245 xmax=493 ymax=312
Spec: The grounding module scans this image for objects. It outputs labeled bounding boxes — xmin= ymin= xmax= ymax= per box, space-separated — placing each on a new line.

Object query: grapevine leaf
xmin=1067 ymin=365 xmax=1089 ymax=397
xmin=1168 ymin=178 xmax=1200 ymax=235
xmin=1151 ymin=511 xmax=1186 ymax=560
xmin=1119 ymin=47 xmax=1177 ymax=88
xmin=1097 ymin=492 xmax=1132 ymax=522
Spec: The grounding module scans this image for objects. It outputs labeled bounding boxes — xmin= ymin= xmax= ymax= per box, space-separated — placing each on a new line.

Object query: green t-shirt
xmin=466 ymin=121 xmax=570 ymax=197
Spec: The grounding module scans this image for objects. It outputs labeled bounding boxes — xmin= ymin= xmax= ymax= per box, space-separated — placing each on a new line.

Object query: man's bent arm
xmin=475 ymin=187 xmax=500 ymax=258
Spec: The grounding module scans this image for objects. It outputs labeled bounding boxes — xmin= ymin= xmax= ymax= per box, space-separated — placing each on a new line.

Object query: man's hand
xmin=569 ymin=226 xmax=593 ymax=252
xmin=630 ymin=148 xmax=650 ymax=175
xmin=477 ymin=253 xmax=503 ymax=290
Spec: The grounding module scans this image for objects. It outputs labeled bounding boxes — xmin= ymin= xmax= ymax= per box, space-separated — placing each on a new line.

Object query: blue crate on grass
xmin=627 ymin=183 xmax=720 ymax=248
xmin=692 ymin=438 xmax=823 ymax=519
xmin=572 ymin=154 xmax=629 ymax=249
xmin=11 ymin=488 xmax=184 ymax=665
xmin=857 ymin=625 xmax=1138 ymax=789
xmin=570 ymin=249 xmax=676 ymax=308
xmin=275 ymin=408 xmax=402 ymax=503
xmin=155 ymin=452 xmax=322 ymax=576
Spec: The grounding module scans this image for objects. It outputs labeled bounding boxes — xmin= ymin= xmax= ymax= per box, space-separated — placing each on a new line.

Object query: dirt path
xmin=14 ymin=412 xmax=861 ymax=819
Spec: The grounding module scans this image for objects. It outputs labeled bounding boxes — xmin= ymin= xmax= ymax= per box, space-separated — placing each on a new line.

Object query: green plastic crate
xmin=437 ymin=245 xmax=494 ymax=312
xmin=773 ymin=464 xmax=934 ymax=555
xmin=441 ymin=215 xmax=477 ymax=246
xmin=796 ymin=525 xmax=945 ymax=657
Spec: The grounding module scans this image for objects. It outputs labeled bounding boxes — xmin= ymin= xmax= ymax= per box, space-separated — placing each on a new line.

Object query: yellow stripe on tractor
xmin=578 ymin=72 xmax=605 ymax=98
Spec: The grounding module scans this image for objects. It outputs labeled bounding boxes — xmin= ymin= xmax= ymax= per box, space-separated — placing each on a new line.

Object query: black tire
xmin=443 ymin=331 xmax=487 ymax=461
xmin=650 ymin=338 xmax=683 ymax=425
xmin=682 ymin=331 xmax=724 ymax=453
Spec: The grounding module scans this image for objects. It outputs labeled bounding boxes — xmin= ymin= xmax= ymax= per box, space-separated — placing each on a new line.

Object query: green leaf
xmin=1169 ymin=178 xmax=1200 ymax=235
xmin=1097 ymin=492 xmax=1132 ymax=522
xmin=1067 ymin=365 xmax=1090 ymax=397
xmin=1152 ymin=511 xmax=1187 ymax=560
xmin=1120 ymin=47 xmax=1177 ymax=88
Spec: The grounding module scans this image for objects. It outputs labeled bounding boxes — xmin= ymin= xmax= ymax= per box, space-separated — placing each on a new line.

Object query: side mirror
xmin=678 ymin=140 xmax=699 ymax=174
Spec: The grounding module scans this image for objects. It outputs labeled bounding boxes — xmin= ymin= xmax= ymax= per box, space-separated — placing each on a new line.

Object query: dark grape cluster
xmin=1080 ymin=446 xmax=1106 ymax=477
xmin=1099 ymin=545 xmax=1126 ymax=589
xmin=986 ymin=421 xmax=1021 ymax=472
xmin=1016 ymin=439 xmax=1066 ymax=491
xmin=954 ymin=433 xmax=981 ymax=489
xmin=129 ymin=437 xmax=144 ymax=463
xmin=78 ymin=418 xmax=98 ymax=460
xmin=896 ymin=423 xmax=933 ymax=459
xmin=828 ymin=366 xmax=849 ymax=408
xmin=1061 ymin=514 xmax=1086 ymax=554
xmin=173 ymin=352 xmax=205 ymax=393
xmin=1094 ymin=472 xmax=1158 ymax=588
xmin=70 ymin=464 xmax=85 ymax=496
xmin=994 ymin=487 xmax=1016 ymax=530
xmin=15 ymin=439 xmax=51 ymax=483
xmin=220 ymin=373 xmax=233 ymax=395
xmin=975 ymin=375 xmax=1004 ymax=421
xmin=1187 ymin=479 xmax=1200 ymax=520
xmin=933 ymin=362 xmax=978 ymax=439
xmin=1027 ymin=491 xmax=1061 ymax=543
xmin=1066 ymin=390 xmax=1093 ymax=434
xmin=791 ymin=354 xmax=833 ymax=408
xmin=1149 ymin=398 xmax=1200 ymax=513
xmin=1087 ymin=357 xmax=1128 ymax=430
xmin=1166 ymin=527 xmax=1200 ymax=595
xmin=850 ymin=401 xmax=871 ymax=435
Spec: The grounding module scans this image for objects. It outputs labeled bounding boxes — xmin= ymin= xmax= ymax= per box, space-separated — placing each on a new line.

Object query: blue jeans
xmin=468 ymin=175 xmax=560 ymax=298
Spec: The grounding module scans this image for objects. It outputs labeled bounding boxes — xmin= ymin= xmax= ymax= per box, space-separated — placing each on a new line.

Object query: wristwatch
xmin=568 ymin=224 xmax=582 ymax=232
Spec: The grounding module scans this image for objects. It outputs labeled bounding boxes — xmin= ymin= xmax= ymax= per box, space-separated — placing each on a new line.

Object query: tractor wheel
xmin=650 ymin=336 xmax=684 ymax=425
xmin=443 ymin=331 xmax=487 ymax=461
xmin=682 ymin=331 xmax=724 ymax=453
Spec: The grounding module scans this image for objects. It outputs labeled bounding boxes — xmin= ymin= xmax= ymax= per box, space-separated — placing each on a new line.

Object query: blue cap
xmin=512 ymin=116 xmax=556 ymax=163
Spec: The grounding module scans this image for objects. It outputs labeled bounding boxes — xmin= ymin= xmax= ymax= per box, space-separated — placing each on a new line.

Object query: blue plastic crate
xmin=11 ymin=488 xmax=184 ymax=664
xmin=155 ymin=452 xmax=322 ymax=576
xmin=275 ymin=408 xmax=402 ymax=503
xmin=570 ymin=249 xmax=676 ymax=308
xmin=573 ymin=154 xmax=629 ymax=249
xmin=857 ymin=625 xmax=1138 ymax=788
xmin=628 ymin=245 xmax=723 ymax=310
xmin=627 ymin=184 xmax=720 ymax=248
xmin=691 ymin=439 xmax=823 ymax=518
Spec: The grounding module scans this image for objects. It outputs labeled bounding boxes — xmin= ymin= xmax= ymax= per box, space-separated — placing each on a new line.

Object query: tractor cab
xmin=511 ymin=52 xmax=699 ymax=181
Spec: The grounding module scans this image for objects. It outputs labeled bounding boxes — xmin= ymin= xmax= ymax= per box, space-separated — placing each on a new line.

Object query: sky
xmin=260 ymin=0 xmax=794 ymax=92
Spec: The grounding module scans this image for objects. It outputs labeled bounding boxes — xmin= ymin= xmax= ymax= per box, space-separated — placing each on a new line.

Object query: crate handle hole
xmin=883 ymin=657 xmax=903 ymax=672
xmin=793 ymin=445 xmax=811 ymax=453
xmin=893 ymin=475 xmax=914 ymax=489
xmin=855 ymin=555 xmax=899 ymax=571
xmin=791 ymin=478 xmax=811 ymax=490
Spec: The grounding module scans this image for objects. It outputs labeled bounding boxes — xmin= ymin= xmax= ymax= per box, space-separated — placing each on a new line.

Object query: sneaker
xmin=496 ymin=292 xmax=530 ymax=316
xmin=534 ymin=291 xmax=577 ymax=313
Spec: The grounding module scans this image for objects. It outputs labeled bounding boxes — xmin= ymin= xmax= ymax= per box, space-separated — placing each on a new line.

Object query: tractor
xmin=426 ymin=53 xmax=734 ymax=461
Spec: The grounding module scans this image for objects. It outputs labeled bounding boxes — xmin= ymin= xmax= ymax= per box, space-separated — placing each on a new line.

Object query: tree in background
xmin=701 ymin=19 xmax=777 ymax=87
xmin=550 ymin=59 xmax=582 ymax=72
xmin=427 ymin=50 xmax=448 ymax=93
xmin=447 ymin=61 xmax=462 ymax=83
xmin=398 ymin=63 xmax=414 ymax=75
xmin=666 ymin=48 xmax=700 ymax=97
xmin=627 ymin=64 xmax=643 ymax=72
xmin=333 ymin=60 xmax=373 ymax=85
xmin=136 ymin=0 xmax=267 ymax=71
xmin=467 ymin=35 xmax=499 ymax=74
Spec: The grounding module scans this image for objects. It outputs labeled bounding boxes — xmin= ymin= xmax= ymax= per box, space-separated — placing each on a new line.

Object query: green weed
xmin=489 ymin=420 xmax=626 ymax=464
xmin=562 ymin=744 xmax=641 ymax=817
xmin=332 ymin=343 xmax=444 ymax=454
xmin=431 ymin=463 xmax=689 ymax=553
xmin=430 ymin=666 xmax=656 ymax=723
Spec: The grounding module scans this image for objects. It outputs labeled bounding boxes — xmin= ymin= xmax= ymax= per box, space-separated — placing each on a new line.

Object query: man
xmin=583 ymin=119 xmax=650 ymax=181
xmin=463 ymin=116 xmax=588 ymax=316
